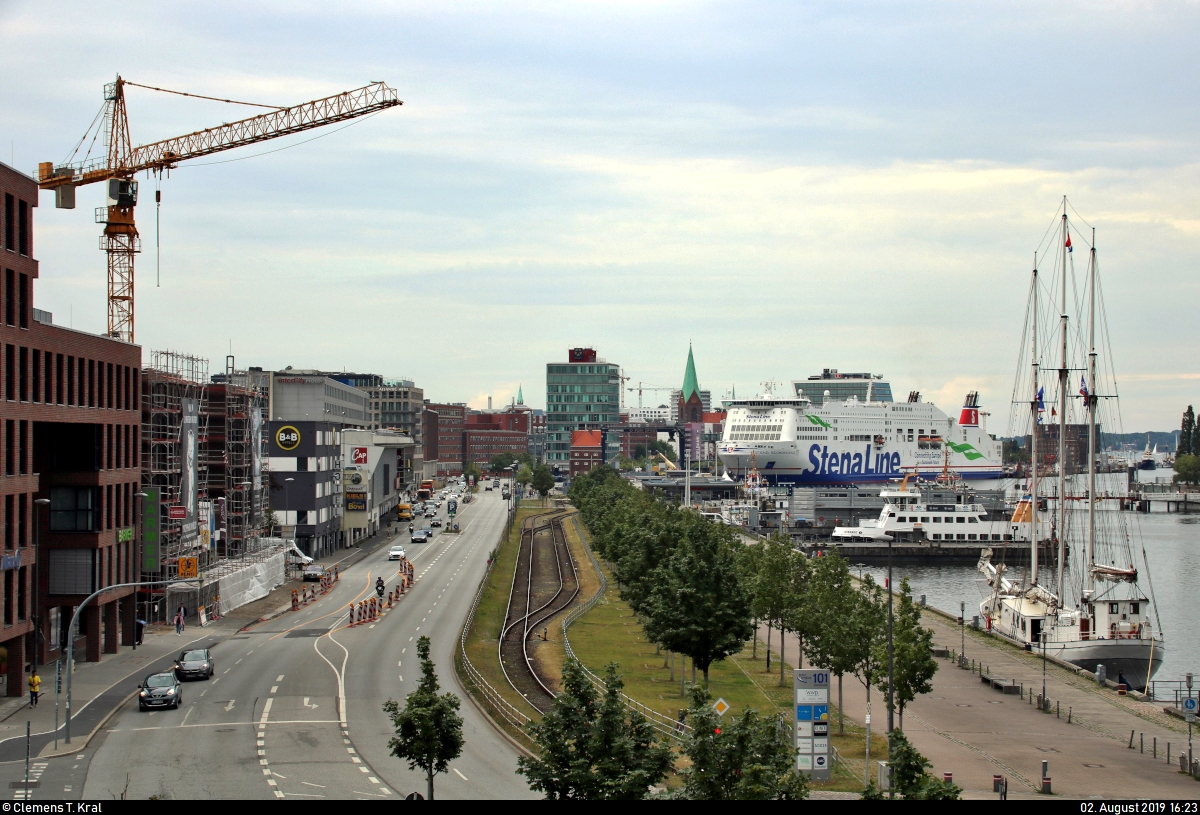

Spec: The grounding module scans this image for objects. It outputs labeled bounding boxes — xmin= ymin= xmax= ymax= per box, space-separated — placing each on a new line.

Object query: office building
xmin=545 ymin=347 xmax=621 ymax=469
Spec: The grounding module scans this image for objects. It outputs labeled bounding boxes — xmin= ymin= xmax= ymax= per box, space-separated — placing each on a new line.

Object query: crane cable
xmin=122 ymin=81 xmax=287 ymax=110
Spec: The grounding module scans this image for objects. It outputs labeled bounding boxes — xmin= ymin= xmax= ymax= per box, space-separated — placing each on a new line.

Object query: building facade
xmin=425 ymin=402 xmax=466 ymax=474
xmin=341 ymin=429 xmax=413 ymax=539
xmin=569 ymin=430 xmax=603 ymax=478
xmin=0 ymin=162 xmax=141 ymax=689
xmin=268 ymin=372 xmax=369 ymax=557
xmin=545 ymin=348 xmax=621 ymax=469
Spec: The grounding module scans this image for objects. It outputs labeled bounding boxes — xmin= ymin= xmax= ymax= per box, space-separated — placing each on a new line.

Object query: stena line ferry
xmin=717 ymin=370 xmax=1002 ymax=485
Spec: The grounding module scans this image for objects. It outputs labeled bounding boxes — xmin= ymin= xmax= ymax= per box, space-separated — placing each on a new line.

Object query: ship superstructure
xmin=717 ymin=376 xmax=1002 ymax=485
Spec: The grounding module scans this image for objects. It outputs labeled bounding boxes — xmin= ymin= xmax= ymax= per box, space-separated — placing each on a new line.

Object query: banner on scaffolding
xmin=179 ymin=398 xmax=200 ymax=547
xmin=198 ymin=501 xmax=212 ymax=550
xmin=143 ymin=487 xmax=161 ymax=572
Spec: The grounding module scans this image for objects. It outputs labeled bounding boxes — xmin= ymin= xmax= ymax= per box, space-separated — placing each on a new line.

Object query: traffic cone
xmin=387 ymin=592 xmax=393 ymax=608
xmin=291 ymin=590 xmax=299 ymax=612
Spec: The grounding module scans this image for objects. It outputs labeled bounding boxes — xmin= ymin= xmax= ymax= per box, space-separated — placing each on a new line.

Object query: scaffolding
xmin=142 ymin=351 xmax=273 ymax=583
xmin=141 ymin=350 xmax=209 ymax=579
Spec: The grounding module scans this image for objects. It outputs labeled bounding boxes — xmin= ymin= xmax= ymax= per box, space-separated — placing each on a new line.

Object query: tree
xmin=516 ymin=464 xmax=533 ymax=490
xmin=803 ymin=551 xmax=859 ymax=734
xmin=846 ymin=576 xmax=887 ymax=769
xmin=1175 ymin=454 xmax=1200 ymax=486
xmin=643 ymin=521 xmax=753 ymax=685
xmin=490 ymin=451 xmax=533 ymax=474
xmin=650 ymin=439 xmax=676 ymax=463
xmin=463 ymin=460 xmax=482 ymax=485
xmin=633 ymin=443 xmax=648 ymax=461
xmin=752 ymin=535 xmax=794 ymax=678
xmin=382 ymin=636 xmax=463 ymax=800
xmin=531 ymin=464 xmax=556 ymax=501
xmin=873 ymin=578 xmax=937 ymax=730
xmin=886 ymin=730 xmax=962 ymax=799
xmin=680 ymin=686 xmax=809 ymax=800
xmin=735 ymin=540 xmax=766 ymax=661
xmin=1181 ymin=406 xmax=1196 ymax=457
xmin=518 ymin=659 xmax=673 ymax=799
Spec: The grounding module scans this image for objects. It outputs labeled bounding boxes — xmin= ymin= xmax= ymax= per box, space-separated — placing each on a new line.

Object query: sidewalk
xmin=759 ymin=608 xmax=1198 ymax=799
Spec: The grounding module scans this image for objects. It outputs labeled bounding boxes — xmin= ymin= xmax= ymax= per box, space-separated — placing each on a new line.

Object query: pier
xmin=797 ymin=539 xmax=1061 ymax=566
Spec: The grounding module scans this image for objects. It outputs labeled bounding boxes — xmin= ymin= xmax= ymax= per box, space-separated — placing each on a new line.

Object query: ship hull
xmin=719 ymin=447 xmax=1003 ymax=484
xmin=987 ymin=632 xmax=1163 ymax=691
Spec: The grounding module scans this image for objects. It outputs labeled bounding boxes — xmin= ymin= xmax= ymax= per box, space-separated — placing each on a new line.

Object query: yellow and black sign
xmin=275 ymin=425 xmax=301 ymax=451
xmin=178 ymin=557 xmax=199 ymax=579
xmin=345 ymin=491 xmax=368 ymax=512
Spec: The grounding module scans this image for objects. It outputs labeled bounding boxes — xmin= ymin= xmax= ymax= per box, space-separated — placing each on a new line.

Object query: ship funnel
xmin=959 ymin=390 xmax=980 ymax=427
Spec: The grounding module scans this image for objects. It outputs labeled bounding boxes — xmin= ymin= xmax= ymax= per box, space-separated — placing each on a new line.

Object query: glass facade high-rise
xmin=545 ymin=348 xmax=621 ymax=465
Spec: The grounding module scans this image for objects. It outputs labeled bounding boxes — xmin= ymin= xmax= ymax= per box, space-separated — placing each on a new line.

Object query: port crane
xmin=37 ymin=76 xmax=402 ymax=342
xmin=627 ymin=382 xmax=675 ymax=410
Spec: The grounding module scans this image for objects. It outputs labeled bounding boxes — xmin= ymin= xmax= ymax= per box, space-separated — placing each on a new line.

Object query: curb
xmin=36 ymin=688 xmax=138 ymax=759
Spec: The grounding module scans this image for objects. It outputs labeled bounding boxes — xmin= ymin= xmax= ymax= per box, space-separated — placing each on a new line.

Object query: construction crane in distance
xmin=37 ymin=76 xmax=402 ymax=343
xmin=627 ymin=382 xmax=675 ymax=410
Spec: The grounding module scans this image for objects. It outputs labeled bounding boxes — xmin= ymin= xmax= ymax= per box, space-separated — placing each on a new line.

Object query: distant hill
xmin=1101 ymin=431 xmax=1179 ymax=452
xmin=1002 ymin=431 xmax=1179 ymax=452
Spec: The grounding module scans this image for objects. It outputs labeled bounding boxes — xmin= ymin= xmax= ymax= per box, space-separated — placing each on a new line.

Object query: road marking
xmin=258 ymin=750 xmax=265 ymax=757
xmin=368 ymin=624 xmax=375 ymax=629
xmin=270 ymin=685 xmax=278 ymax=694
xmin=260 ymin=697 xmax=273 ymax=724
xmin=369 ymin=777 xmax=380 ymax=784
xmin=225 ymin=700 xmax=236 ymax=712
xmin=359 ymin=766 xmax=370 ymax=773
xmin=276 ymin=675 xmax=285 ymax=681
xmin=301 ymin=782 xmax=326 ymax=788
xmin=398 ymin=675 xmax=403 ymax=681
xmin=409 ymin=637 xmax=413 ymax=642
xmin=347 ymin=747 xmax=356 ymax=754
xmin=303 ymin=698 xmax=319 ymax=709
xmin=397 ymin=661 xmax=401 ymax=667
xmin=224 ymin=668 xmax=232 ymax=674
xmin=179 ymin=706 xmax=194 ymax=727
xmin=272 ymin=771 xmax=288 ymax=779
xmin=351 ymin=757 xmax=362 ymax=764
xmin=401 ymin=648 xmax=406 ymax=653
xmin=261 ymin=759 xmax=269 ymax=766
xmin=454 ymin=768 xmax=469 ymax=781
xmin=235 ymin=659 xmax=243 ymax=665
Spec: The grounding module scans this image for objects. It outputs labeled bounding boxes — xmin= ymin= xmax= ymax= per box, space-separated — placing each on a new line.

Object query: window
xmin=920 ymin=517 xmax=929 ymax=523
xmin=49 ymin=487 xmax=96 ymax=532
xmin=956 ymin=516 xmax=965 ymax=524
xmin=1109 ymin=603 xmax=1119 ymax=615
xmin=1131 ymin=602 xmax=1140 ymax=615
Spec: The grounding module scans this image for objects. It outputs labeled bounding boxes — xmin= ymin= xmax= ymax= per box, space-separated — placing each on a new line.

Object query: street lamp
xmin=1041 ymin=629 xmax=1048 ymax=710
xmin=33 ymin=498 xmax=50 ymax=671
xmin=133 ymin=492 xmax=147 ymax=650
xmin=284 ymin=477 xmax=295 ymax=546
xmin=887 ymin=533 xmax=894 ymax=736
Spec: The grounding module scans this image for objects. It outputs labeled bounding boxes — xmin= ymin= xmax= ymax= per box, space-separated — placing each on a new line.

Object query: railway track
xmin=498 ymin=510 xmax=580 ymax=713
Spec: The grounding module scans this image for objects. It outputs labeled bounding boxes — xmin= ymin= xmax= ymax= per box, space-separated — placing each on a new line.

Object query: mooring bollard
xmin=993 ymin=774 xmax=1002 ymax=792
xmin=1041 ymin=777 xmax=1052 ymax=794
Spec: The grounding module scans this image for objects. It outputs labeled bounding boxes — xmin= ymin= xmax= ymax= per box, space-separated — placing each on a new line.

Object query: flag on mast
xmin=1066 ymin=232 xmax=1073 ymax=253
xmin=1037 ymin=386 xmax=1045 ymax=423
xmin=1079 ymin=375 xmax=1089 ymax=398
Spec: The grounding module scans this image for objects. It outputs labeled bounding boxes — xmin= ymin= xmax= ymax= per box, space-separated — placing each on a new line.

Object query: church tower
xmin=678 ymin=344 xmax=704 ymax=424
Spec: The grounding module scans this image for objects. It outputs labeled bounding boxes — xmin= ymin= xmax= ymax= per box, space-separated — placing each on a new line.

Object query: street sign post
xmin=177 ymin=557 xmax=198 ymax=578
xmin=713 ymin=698 xmax=730 ymax=717
xmin=794 ymin=669 xmax=832 ymax=781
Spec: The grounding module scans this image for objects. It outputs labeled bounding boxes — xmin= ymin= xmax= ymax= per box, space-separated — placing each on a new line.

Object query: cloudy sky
xmin=4 ymin=0 xmax=1197 ymax=431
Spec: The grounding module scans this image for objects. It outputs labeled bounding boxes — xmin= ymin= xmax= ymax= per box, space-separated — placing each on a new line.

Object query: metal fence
xmin=458 ymin=551 xmax=535 ymax=732
xmin=561 ymin=515 xmax=695 ymax=745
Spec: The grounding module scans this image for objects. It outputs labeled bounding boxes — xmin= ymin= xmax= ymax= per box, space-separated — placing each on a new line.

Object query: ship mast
xmin=1030 ymin=255 xmax=1040 ymax=587
xmin=1087 ymin=229 xmax=1097 ymax=598
xmin=1057 ymin=206 xmax=1069 ymax=602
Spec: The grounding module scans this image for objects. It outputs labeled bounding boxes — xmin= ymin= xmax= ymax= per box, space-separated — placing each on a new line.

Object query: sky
xmin=3 ymin=0 xmax=1197 ymax=432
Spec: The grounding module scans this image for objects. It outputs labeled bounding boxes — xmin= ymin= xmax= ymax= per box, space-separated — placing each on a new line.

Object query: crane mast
xmin=38 ymin=76 xmax=401 ymax=342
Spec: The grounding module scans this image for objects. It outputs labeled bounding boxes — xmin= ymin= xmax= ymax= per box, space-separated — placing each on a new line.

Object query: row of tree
xmin=1176 ymin=406 xmax=1199 ymax=485
xmin=570 ymin=466 xmax=938 ymax=730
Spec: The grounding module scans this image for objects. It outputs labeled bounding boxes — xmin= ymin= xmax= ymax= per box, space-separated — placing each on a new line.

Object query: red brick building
xmin=424 ymin=402 xmax=466 ymax=474
xmin=464 ymin=410 xmax=529 ymax=469
xmin=569 ymin=430 xmax=603 ymax=478
xmin=0 ymin=163 xmax=141 ymax=696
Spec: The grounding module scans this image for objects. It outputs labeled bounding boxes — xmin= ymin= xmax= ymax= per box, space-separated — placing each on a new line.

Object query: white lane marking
xmin=303 ymin=697 xmax=319 ymax=709
xmin=225 ymin=700 xmax=236 ymax=712
xmin=224 ymin=668 xmax=232 ymax=674
xmin=351 ymin=756 xmax=362 ymax=764
xmin=272 ymin=771 xmax=288 ymax=779
xmin=259 ymin=697 xmax=273 ymax=724
xmin=398 ymin=675 xmax=402 ymax=682
xmin=302 ymin=782 xmax=326 ymax=788
xmin=359 ymin=766 xmax=370 ymax=773
xmin=401 ymin=648 xmax=405 ymax=654
xmin=369 ymin=777 xmax=380 ymax=784
xmin=179 ymin=705 xmax=194 ymax=727
xmin=270 ymin=686 xmax=278 ymax=694
xmin=276 ymin=675 xmax=285 ymax=681
xmin=236 ymin=659 xmax=243 ymax=665
xmin=454 ymin=768 xmax=469 ymax=781
xmin=313 ymin=626 xmax=350 ymax=726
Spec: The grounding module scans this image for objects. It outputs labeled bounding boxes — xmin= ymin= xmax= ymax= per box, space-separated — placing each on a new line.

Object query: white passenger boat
xmin=977 ymin=199 xmax=1163 ymax=689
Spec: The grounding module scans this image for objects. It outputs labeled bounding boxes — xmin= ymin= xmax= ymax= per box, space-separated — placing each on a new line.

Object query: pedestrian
xmin=28 ymin=669 xmax=40 ymax=708
xmin=135 ymin=618 xmax=146 ymax=645
xmin=177 ymin=605 xmax=187 ymax=633
xmin=174 ymin=613 xmax=182 ymax=635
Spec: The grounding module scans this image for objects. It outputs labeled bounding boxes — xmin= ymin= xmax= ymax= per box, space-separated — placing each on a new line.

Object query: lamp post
xmin=1187 ymin=672 xmax=1194 ymax=771
xmin=237 ymin=480 xmax=253 ymax=561
xmin=1041 ymin=630 xmax=1048 ymax=710
xmin=284 ymin=477 xmax=295 ymax=548
xmin=32 ymin=498 xmax=50 ymax=671
xmin=887 ymin=533 xmax=894 ymax=736
xmin=133 ymin=492 xmax=147 ymax=651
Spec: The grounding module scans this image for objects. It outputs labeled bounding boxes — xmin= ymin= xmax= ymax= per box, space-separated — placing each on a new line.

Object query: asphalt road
xmin=3 ymin=488 xmax=534 ymax=801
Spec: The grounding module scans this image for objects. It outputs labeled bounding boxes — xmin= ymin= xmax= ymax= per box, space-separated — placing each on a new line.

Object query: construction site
xmin=140 ymin=349 xmax=278 ymax=622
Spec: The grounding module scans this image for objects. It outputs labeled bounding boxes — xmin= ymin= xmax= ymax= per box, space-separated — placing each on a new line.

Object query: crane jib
xmin=39 ymin=82 xmax=401 ymax=186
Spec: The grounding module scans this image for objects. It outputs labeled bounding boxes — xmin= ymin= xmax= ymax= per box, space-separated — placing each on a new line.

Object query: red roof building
xmin=569 ymin=430 xmax=603 ymax=478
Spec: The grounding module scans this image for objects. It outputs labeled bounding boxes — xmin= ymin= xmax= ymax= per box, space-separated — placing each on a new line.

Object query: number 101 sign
xmin=793 ymin=669 xmax=832 ymax=781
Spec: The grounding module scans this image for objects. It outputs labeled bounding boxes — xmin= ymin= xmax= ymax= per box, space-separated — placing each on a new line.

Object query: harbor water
xmin=856 ymin=510 xmax=1197 ymax=684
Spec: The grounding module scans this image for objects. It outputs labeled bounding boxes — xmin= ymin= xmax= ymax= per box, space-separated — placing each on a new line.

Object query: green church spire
xmin=517 ymin=384 xmax=524 ymax=405
xmin=681 ymin=344 xmax=701 ymax=404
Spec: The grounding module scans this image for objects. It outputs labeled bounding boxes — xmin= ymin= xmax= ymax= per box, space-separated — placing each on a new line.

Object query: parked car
xmin=388 ymin=545 xmax=406 ymax=561
xmin=175 ymin=648 xmax=214 ymax=681
xmin=303 ymin=564 xmax=326 ymax=582
xmin=139 ymin=671 xmax=183 ymax=710
xmin=430 ymin=518 xmax=442 ymax=528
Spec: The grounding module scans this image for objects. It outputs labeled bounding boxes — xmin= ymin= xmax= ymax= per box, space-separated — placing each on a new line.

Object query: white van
xmin=285 ymin=543 xmax=313 ymax=566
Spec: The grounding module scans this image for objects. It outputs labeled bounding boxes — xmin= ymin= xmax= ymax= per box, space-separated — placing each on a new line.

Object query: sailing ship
xmin=978 ymin=199 xmax=1164 ymax=689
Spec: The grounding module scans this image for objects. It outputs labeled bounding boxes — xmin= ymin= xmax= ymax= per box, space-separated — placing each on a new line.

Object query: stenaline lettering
xmin=807 ymin=444 xmax=899 ymax=476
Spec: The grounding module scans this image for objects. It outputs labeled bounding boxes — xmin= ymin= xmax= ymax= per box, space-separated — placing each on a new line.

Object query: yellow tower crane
xmin=37 ymin=76 xmax=402 ymax=342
